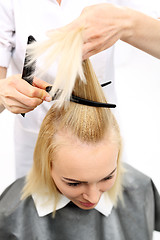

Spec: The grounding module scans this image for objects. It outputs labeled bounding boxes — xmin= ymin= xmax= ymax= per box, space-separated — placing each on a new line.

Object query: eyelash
xmin=103 ymin=175 xmax=114 ymax=181
xmin=66 ymin=175 xmax=114 ymax=187
xmin=67 ymin=182 xmax=81 ymax=187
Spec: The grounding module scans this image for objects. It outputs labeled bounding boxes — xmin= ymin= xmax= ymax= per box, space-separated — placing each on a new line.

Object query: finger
xmin=83 ymin=45 xmax=108 ymax=60
xmin=82 ymin=39 xmax=111 ymax=60
xmin=4 ymin=88 xmax=43 ymax=109
xmin=82 ymin=42 xmax=100 ymax=60
xmin=83 ymin=34 xmax=120 ymax=60
xmin=7 ymin=105 xmax=35 ymax=114
xmin=17 ymin=78 xmax=51 ymax=101
xmin=6 ymin=94 xmax=43 ymax=109
xmin=83 ymin=50 xmax=99 ymax=60
xmin=32 ymin=77 xmax=50 ymax=90
xmin=2 ymin=95 xmax=36 ymax=114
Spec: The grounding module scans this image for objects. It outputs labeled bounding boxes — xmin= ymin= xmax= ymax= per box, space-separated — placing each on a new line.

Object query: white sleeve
xmin=0 ymin=0 xmax=15 ymax=68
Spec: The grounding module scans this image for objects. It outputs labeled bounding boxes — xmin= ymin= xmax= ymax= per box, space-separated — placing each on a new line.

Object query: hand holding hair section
xmin=26 ymin=28 xmax=116 ymax=108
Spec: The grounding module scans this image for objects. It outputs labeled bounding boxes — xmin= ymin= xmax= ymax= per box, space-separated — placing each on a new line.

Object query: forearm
xmin=0 ymin=67 xmax=7 ymax=113
xmin=121 ymin=8 xmax=160 ymax=59
xmin=65 ymin=3 xmax=160 ymax=60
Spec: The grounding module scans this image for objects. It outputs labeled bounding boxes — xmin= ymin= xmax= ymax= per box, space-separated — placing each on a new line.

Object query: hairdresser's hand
xmin=56 ymin=3 xmax=130 ymax=60
xmin=79 ymin=3 xmax=130 ymax=59
xmin=0 ymin=75 xmax=51 ymax=114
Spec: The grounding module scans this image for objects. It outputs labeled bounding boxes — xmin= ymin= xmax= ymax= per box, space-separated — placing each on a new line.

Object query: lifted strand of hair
xmin=26 ymin=27 xmax=86 ymax=107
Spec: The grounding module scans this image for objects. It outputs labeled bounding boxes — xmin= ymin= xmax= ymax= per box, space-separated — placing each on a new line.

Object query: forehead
xmin=53 ymin=132 xmax=118 ymax=181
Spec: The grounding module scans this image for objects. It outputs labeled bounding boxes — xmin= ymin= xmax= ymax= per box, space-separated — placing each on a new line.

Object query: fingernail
xmin=46 ymin=86 xmax=52 ymax=93
xmin=45 ymin=96 xmax=52 ymax=102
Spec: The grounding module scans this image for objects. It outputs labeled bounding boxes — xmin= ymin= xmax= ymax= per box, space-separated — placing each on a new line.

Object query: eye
xmin=67 ymin=182 xmax=81 ymax=187
xmin=103 ymin=175 xmax=114 ymax=181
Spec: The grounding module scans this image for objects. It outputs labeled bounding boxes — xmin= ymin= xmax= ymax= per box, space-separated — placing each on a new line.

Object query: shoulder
xmin=122 ymin=163 xmax=152 ymax=191
xmin=0 ymin=177 xmax=25 ymax=216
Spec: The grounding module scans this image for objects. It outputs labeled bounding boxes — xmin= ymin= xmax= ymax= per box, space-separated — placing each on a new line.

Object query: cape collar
xmin=32 ymin=192 xmax=113 ymax=217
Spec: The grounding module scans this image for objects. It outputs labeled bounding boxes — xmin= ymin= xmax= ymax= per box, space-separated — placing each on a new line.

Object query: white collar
xmin=32 ymin=192 xmax=113 ymax=217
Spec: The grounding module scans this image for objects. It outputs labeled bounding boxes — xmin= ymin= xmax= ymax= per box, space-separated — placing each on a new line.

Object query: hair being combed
xmin=22 ymin=27 xmax=124 ymax=213
xmin=26 ymin=27 xmax=85 ymax=107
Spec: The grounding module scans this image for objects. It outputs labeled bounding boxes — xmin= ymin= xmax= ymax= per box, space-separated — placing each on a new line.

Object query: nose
xmin=82 ymin=184 xmax=101 ymax=204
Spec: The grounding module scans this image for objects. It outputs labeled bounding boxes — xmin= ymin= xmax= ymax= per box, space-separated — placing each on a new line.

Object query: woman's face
xmin=51 ymin=134 xmax=118 ymax=210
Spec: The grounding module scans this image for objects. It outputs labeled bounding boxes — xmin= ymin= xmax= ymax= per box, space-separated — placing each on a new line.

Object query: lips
xmin=79 ymin=201 xmax=95 ymax=208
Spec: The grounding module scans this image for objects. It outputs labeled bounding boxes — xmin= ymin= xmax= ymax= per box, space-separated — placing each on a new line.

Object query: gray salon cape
xmin=0 ymin=164 xmax=160 ymax=240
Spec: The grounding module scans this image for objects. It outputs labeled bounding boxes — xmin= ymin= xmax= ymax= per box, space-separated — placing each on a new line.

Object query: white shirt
xmin=0 ymin=0 xmax=158 ymax=178
xmin=32 ymin=192 xmax=113 ymax=217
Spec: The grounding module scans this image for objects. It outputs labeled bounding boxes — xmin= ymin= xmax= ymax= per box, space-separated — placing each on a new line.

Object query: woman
xmin=0 ymin=35 xmax=159 ymax=238
xmin=0 ymin=0 xmax=159 ymax=178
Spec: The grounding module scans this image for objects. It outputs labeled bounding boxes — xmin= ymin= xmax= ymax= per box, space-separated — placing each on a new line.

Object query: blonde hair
xmin=26 ymin=28 xmax=85 ymax=107
xmin=22 ymin=28 xmax=124 ymax=212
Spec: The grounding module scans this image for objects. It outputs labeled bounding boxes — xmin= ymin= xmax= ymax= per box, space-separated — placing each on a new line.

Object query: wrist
xmin=119 ymin=7 xmax=135 ymax=42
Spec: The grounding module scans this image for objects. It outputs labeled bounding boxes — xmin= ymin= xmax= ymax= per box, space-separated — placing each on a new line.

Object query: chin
xmin=73 ymin=200 xmax=96 ymax=210
xmin=78 ymin=205 xmax=95 ymax=210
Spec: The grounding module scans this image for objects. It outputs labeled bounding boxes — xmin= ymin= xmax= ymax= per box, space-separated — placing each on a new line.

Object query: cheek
xmin=51 ymin=173 xmax=82 ymax=198
xmin=107 ymin=177 xmax=117 ymax=190
xmin=60 ymin=186 xmax=82 ymax=199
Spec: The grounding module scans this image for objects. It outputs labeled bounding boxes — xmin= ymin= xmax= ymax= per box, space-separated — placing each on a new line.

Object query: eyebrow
xmin=62 ymin=167 xmax=117 ymax=183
